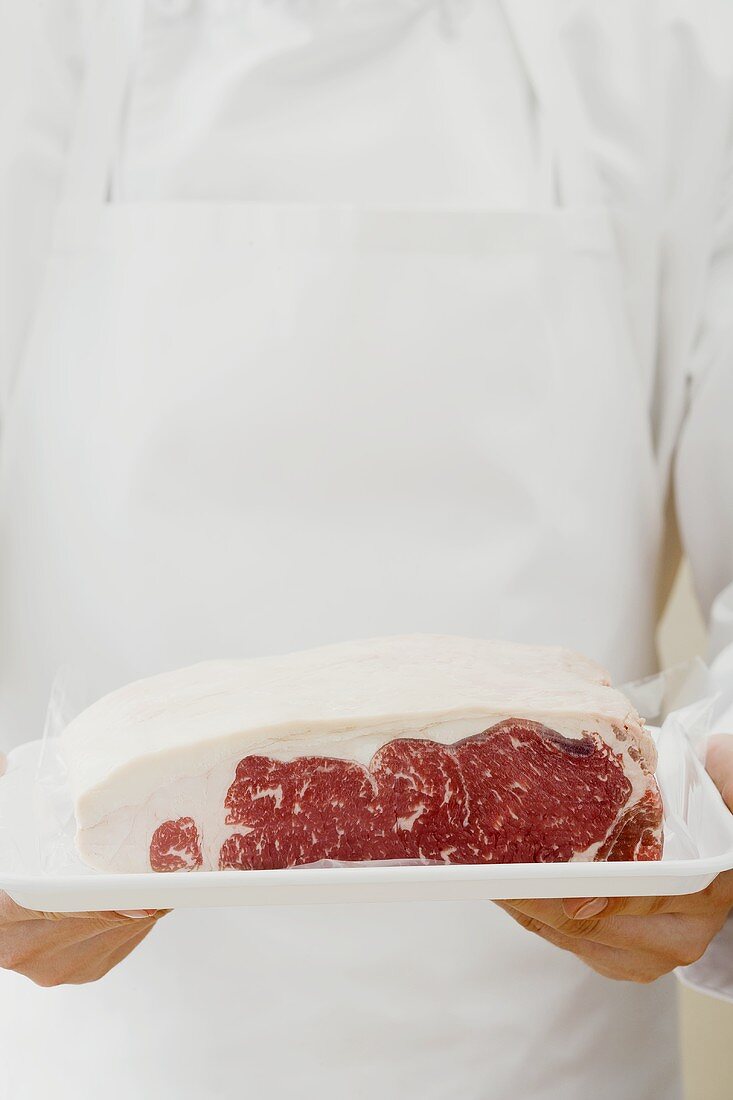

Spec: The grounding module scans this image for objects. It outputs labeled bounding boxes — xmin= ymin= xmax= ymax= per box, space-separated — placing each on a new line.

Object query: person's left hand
xmin=496 ymin=733 xmax=733 ymax=983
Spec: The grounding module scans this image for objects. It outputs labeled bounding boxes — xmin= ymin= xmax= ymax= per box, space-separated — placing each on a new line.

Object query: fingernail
xmin=567 ymin=897 xmax=608 ymax=920
xmin=116 ymin=910 xmax=155 ymax=919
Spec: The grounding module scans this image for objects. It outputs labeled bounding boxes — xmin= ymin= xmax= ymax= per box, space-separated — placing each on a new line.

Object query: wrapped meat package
xmin=59 ymin=636 xmax=663 ymax=873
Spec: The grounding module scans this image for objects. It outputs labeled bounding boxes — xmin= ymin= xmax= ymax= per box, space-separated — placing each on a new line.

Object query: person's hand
xmin=0 ymin=892 xmax=167 ymax=987
xmin=496 ymin=733 xmax=733 ymax=983
xmin=706 ymin=733 xmax=733 ymax=815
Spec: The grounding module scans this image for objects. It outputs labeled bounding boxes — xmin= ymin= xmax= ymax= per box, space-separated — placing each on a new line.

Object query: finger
xmin=499 ymin=898 xmax=687 ymax=953
xmin=1 ymin=892 xmax=171 ymax=927
xmin=497 ymin=903 xmax=688 ymax=982
xmin=13 ymin=912 xmax=159 ymax=961
xmin=0 ymin=895 xmax=125 ymax=925
xmin=56 ymin=910 xmax=165 ymax=963
xmin=497 ymin=898 xmax=621 ymax=946
xmin=501 ymin=897 xmax=623 ymax=931
xmin=562 ymin=895 xmax=676 ymax=920
xmin=571 ymin=941 xmax=676 ymax=983
xmin=504 ymin=896 xmax=681 ymax=932
xmin=33 ymin=908 xmax=165 ymax=925
xmin=0 ymin=894 xmax=108 ymax=926
xmin=0 ymin=909 xmax=150 ymax=980
xmin=706 ymin=734 xmax=733 ymax=811
xmin=34 ymin=910 xmax=141 ymax=926
xmin=502 ymin=896 xmax=727 ymax=968
xmin=563 ymin=869 xmax=733 ymax=921
xmin=21 ymin=920 xmax=157 ymax=987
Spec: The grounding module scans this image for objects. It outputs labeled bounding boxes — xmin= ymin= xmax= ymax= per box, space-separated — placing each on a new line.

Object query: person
xmin=0 ymin=1 xmax=732 ymax=1098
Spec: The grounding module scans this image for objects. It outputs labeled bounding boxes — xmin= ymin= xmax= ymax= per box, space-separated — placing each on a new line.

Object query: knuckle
xmin=515 ymin=913 xmax=544 ymax=936
xmin=512 ymin=913 xmax=562 ymax=945
xmin=558 ymin=917 xmax=599 ymax=938
xmin=675 ymin=938 xmax=710 ymax=969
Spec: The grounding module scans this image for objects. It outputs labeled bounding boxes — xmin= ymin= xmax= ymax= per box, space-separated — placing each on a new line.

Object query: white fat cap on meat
xmin=60 ymin=635 xmax=650 ymax=830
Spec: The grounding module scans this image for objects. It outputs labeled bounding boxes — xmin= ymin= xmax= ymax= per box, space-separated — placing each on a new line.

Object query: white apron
xmin=0 ymin=3 xmax=679 ymax=1097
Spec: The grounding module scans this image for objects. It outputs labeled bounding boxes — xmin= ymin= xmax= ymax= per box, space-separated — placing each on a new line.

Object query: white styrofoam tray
xmin=0 ymin=730 xmax=732 ymax=912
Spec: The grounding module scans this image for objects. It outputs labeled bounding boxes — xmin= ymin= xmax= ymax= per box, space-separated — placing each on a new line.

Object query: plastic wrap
xmin=29 ymin=660 xmax=728 ymax=875
xmin=0 ymin=660 xmax=730 ymax=910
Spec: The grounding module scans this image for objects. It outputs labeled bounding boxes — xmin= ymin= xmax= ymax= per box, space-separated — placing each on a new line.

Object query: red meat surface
xmin=150 ymin=816 xmax=203 ymax=872
xmin=191 ymin=719 xmax=661 ymax=871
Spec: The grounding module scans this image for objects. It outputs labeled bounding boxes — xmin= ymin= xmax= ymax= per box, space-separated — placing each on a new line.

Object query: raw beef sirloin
xmin=60 ymin=636 xmax=663 ymax=872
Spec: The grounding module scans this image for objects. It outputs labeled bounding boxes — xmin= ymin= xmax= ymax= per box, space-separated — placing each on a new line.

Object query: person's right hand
xmin=0 ymin=892 xmax=166 ymax=987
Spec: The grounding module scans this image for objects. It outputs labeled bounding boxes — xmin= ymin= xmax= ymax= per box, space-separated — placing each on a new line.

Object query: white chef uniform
xmin=1 ymin=2 xmax=733 ymax=1097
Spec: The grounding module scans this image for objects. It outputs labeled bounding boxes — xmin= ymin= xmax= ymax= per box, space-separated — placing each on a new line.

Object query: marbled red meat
xmin=149 ymin=816 xmax=203 ymax=872
xmin=219 ymin=755 xmax=396 ymax=868
xmin=371 ymin=738 xmax=470 ymax=862
xmin=596 ymin=788 xmax=665 ymax=861
xmin=200 ymin=718 xmax=663 ymax=872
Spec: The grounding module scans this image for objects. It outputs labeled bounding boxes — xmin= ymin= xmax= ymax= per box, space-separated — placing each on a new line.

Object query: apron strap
xmin=499 ymin=0 xmax=605 ymax=208
xmin=53 ymin=0 xmax=144 ymax=250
